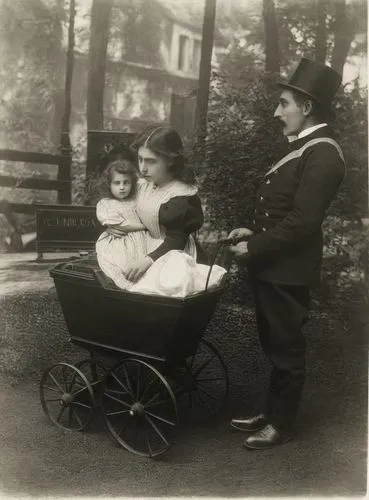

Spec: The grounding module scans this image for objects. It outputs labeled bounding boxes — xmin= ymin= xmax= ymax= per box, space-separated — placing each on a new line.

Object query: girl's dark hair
xmin=130 ymin=125 xmax=196 ymax=185
xmin=91 ymin=159 xmax=139 ymax=201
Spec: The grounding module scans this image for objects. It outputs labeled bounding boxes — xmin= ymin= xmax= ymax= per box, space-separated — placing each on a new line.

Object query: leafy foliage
xmin=200 ymin=50 xmax=285 ymax=231
xmin=108 ymin=0 xmax=163 ymax=67
xmin=329 ymin=82 xmax=368 ymax=219
xmin=322 ymin=216 xmax=367 ymax=290
xmin=71 ymin=134 xmax=88 ymax=205
xmin=0 ymin=0 xmax=64 ymax=151
xmin=278 ymin=0 xmax=366 ymax=75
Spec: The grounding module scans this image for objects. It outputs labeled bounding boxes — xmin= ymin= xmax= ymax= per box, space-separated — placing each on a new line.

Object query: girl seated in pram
xmin=95 ymin=126 xmax=226 ymax=297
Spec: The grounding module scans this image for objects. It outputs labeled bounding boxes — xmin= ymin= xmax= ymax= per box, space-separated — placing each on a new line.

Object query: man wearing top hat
xmin=227 ymin=58 xmax=346 ymax=449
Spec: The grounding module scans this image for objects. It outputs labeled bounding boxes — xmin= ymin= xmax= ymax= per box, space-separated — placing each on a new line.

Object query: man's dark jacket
xmin=247 ymin=126 xmax=345 ymax=286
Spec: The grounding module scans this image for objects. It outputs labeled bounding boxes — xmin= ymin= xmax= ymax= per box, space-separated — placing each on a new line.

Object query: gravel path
xmin=0 ymin=253 xmax=367 ymax=498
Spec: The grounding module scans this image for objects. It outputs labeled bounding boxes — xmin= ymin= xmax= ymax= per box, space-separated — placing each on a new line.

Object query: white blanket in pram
xmin=130 ymin=250 xmax=227 ymax=298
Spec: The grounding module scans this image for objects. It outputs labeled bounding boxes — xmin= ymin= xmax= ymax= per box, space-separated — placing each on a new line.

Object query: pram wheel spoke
xmin=145 ymin=428 xmax=154 ymax=458
xmin=144 ymin=415 xmax=169 ymax=447
xmin=136 ymin=363 xmax=142 ymax=400
xmin=71 ymin=407 xmax=83 ymax=428
xmin=40 ymin=363 xmax=95 ymax=432
xmin=56 ymin=406 xmax=66 ymax=423
xmin=102 ymin=358 xmax=178 ymax=457
xmin=121 ymin=363 xmax=135 ymax=398
xmin=192 ymin=355 xmax=215 ymax=378
xmin=145 ymin=411 xmax=176 ymax=427
xmin=71 ymin=400 xmax=92 ymax=410
xmin=110 ymin=371 xmax=133 ymax=400
xmin=178 ymin=339 xmax=229 ymax=421
xmin=48 ymin=373 xmax=65 ymax=394
xmin=105 ymin=409 xmax=130 ymax=417
xmin=104 ymin=392 xmax=132 ymax=408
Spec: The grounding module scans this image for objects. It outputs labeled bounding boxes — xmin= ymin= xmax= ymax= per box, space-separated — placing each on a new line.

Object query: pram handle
xmin=217 ymin=236 xmax=249 ymax=246
xmin=204 ymin=234 xmax=252 ymax=291
xmin=204 ymin=240 xmax=233 ymax=292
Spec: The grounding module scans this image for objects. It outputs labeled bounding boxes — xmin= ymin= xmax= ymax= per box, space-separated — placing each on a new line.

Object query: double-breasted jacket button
xmin=260 ymin=195 xmax=264 ymax=201
xmin=262 ymin=227 xmax=266 ymax=232
xmin=265 ymin=212 xmax=269 ymax=217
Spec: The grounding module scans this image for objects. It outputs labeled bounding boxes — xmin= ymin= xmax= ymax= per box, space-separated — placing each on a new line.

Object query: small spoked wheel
xmin=178 ymin=339 xmax=229 ymax=421
xmin=102 ymin=358 xmax=178 ymax=457
xmin=40 ymin=363 xmax=95 ymax=431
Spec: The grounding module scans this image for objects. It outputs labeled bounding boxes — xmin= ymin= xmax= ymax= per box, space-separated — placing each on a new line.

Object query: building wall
xmin=70 ymin=15 xmax=201 ymax=148
xmin=106 ymin=66 xmax=172 ymax=128
xmin=169 ymin=23 xmax=202 ymax=77
xmin=66 ymin=3 xmax=229 ymax=154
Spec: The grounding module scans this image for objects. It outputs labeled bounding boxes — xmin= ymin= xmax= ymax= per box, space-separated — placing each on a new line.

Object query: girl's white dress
xmin=95 ymin=197 xmax=148 ymax=290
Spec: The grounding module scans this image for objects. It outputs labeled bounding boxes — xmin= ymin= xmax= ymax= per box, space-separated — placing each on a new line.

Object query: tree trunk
xmin=331 ymin=0 xmax=353 ymax=76
xmin=194 ymin=0 xmax=217 ymax=165
xmin=315 ymin=0 xmax=327 ymax=63
xmin=87 ymin=0 xmax=112 ymax=140
xmin=50 ymin=0 xmax=65 ymax=147
xmin=263 ymin=0 xmax=280 ymax=77
xmin=59 ymin=0 xmax=75 ymax=153
xmin=58 ymin=0 xmax=75 ymax=204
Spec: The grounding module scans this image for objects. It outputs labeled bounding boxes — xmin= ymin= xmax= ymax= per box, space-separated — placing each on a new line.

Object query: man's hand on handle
xmin=225 ymin=227 xmax=253 ymax=261
xmin=228 ymin=241 xmax=249 ymax=260
xmin=226 ymin=227 xmax=253 ymax=243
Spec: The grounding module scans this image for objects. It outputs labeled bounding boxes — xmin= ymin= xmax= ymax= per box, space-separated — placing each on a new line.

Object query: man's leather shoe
xmin=243 ymin=424 xmax=292 ymax=449
xmin=230 ymin=413 xmax=268 ymax=432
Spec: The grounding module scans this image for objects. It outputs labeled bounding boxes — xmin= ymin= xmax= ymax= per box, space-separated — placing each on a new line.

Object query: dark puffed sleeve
xmin=148 ymin=195 xmax=204 ymax=261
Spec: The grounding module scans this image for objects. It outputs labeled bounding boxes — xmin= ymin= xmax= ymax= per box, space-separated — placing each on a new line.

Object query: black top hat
xmin=277 ymin=58 xmax=342 ymax=108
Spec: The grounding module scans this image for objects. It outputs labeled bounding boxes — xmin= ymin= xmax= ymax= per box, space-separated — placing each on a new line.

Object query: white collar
xmin=287 ymin=123 xmax=328 ymax=143
xmin=298 ymin=123 xmax=328 ymax=139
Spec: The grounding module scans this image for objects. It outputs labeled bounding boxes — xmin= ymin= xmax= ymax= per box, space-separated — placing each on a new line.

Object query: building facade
xmin=70 ymin=0 xmax=226 ymax=145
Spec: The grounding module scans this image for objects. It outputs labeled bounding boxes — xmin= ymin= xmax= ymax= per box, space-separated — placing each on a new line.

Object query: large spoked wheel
xmin=177 ymin=339 xmax=229 ymax=421
xmin=40 ymin=363 xmax=95 ymax=431
xmin=102 ymin=358 xmax=178 ymax=457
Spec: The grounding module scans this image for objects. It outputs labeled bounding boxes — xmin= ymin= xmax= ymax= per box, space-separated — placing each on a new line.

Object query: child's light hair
xmin=92 ymin=159 xmax=139 ymax=201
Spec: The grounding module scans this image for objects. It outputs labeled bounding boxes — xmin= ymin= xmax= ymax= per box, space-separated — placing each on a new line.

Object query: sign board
xmin=36 ymin=205 xmax=103 ymax=254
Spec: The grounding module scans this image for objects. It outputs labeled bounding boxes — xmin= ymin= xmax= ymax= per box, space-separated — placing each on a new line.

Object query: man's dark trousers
xmin=250 ymin=276 xmax=310 ymax=431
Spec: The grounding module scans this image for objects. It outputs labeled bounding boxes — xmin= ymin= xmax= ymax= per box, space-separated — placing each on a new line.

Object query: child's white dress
xmin=95 ymin=198 xmax=148 ymax=290
xmin=130 ymin=250 xmax=227 ymax=298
